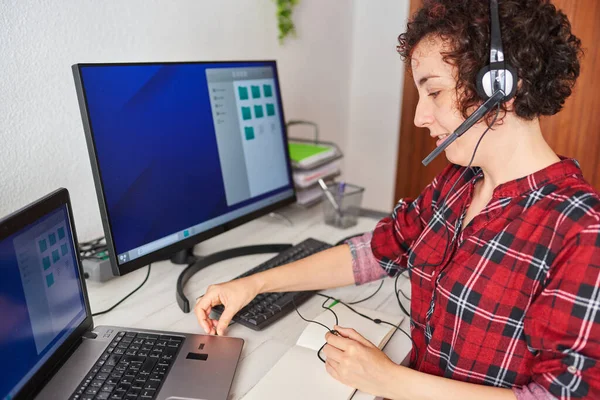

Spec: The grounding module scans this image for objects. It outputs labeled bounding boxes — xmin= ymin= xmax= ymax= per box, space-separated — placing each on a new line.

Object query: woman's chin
xmin=444 ymin=148 xmax=469 ymax=167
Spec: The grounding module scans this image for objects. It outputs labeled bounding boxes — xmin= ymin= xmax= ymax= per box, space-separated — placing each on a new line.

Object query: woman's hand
xmin=322 ymin=325 xmax=398 ymax=398
xmin=194 ymin=276 xmax=259 ymax=336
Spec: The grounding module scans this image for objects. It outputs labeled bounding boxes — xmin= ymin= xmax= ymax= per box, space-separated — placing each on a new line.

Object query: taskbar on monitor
xmin=117 ymin=189 xmax=295 ymax=264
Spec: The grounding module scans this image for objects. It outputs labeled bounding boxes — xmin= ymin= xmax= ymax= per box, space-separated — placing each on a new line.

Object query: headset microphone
xmin=422 ymin=89 xmax=504 ymax=166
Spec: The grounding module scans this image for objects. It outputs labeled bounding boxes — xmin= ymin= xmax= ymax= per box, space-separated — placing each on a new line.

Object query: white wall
xmin=0 ymin=0 xmax=408 ymax=241
xmin=344 ymin=1 xmax=408 ymax=212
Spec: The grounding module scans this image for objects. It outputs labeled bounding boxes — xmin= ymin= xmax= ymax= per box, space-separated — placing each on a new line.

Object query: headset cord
xmin=292 ymin=292 xmax=417 ymax=364
xmin=392 ymin=105 xmax=501 ymax=372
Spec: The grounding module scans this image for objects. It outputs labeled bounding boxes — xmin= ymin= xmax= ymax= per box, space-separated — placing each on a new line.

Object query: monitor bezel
xmin=0 ymin=188 xmax=94 ymax=400
xmin=72 ymin=60 xmax=297 ymax=276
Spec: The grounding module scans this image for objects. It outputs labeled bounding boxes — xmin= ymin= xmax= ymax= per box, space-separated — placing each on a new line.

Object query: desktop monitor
xmin=72 ymin=61 xmax=296 ymax=276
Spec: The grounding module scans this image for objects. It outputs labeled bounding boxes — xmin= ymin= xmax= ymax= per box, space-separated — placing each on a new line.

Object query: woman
xmin=195 ymin=1 xmax=600 ymax=398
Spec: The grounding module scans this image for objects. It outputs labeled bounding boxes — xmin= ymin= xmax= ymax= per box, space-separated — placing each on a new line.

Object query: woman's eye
xmin=428 ymin=91 xmax=441 ymax=98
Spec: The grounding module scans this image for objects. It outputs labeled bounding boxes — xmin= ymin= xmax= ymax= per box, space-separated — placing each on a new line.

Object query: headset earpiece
xmin=476 ymin=62 xmax=517 ymax=101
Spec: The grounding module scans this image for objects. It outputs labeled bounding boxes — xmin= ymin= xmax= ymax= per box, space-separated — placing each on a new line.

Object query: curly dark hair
xmin=397 ymin=0 xmax=583 ymax=121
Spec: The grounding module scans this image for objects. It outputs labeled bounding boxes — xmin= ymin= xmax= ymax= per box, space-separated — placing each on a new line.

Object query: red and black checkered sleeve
xmin=523 ymin=217 xmax=600 ymax=399
xmin=370 ymin=165 xmax=456 ymax=277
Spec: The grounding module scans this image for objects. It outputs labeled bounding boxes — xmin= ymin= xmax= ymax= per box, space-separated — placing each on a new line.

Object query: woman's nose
xmin=414 ymin=97 xmax=433 ymax=128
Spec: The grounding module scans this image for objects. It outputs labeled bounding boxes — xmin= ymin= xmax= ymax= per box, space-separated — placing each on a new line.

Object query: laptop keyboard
xmin=70 ymin=330 xmax=184 ymax=400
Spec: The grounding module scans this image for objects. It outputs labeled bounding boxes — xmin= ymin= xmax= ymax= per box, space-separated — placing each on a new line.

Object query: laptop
xmin=0 ymin=188 xmax=244 ymax=400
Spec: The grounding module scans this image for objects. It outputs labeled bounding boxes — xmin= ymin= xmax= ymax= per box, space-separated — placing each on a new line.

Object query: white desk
xmin=86 ymin=205 xmax=412 ymax=400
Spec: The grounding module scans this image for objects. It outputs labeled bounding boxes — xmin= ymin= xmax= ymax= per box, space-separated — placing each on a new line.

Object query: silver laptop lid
xmin=0 ymin=188 xmax=93 ymax=400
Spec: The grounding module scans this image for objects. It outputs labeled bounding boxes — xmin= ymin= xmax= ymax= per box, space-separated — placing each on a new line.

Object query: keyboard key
xmin=120 ymin=376 xmax=134 ymax=385
xmin=84 ymin=387 xmax=98 ymax=395
xmin=159 ymin=335 xmax=183 ymax=342
xmin=106 ymin=354 xmax=121 ymax=366
xmin=137 ymin=333 xmax=158 ymax=340
xmin=106 ymin=377 xmax=120 ymax=385
xmin=90 ymin=380 xmax=103 ymax=388
xmin=148 ymin=373 xmax=162 ymax=381
xmin=115 ymin=383 xmax=130 ymax=392
xmin=144 ymin=380 xmax=160 ymax=390
xmin=140 ymin=358 xmax=157 ymax=375
xmin=96 ymin=392 xmax=110 ymax=400
xmin=126 ymin=388 xmax=141 ymax=397
xmin=153 ymin=365 xmax=168 ymax=374
xmin=101 ymin=384 xmax=116 ymax=392
xmin=140 ymin=389 xmax=156 ymax=399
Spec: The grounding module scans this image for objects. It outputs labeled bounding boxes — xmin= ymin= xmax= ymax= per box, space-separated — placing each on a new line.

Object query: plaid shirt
xmin=354 ymin=159 xmax=600 ymax=399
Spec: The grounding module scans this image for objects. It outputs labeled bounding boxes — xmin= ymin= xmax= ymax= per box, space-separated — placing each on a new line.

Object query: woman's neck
xmin=475 ymin=117 xmax=560 ymax=194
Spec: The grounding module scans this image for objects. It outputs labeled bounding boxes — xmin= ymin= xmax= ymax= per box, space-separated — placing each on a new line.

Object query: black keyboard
xmin=211 ymin=238 xmax=332 ymax=331
xmin=70 ymin=330 xmax=184 ymax=400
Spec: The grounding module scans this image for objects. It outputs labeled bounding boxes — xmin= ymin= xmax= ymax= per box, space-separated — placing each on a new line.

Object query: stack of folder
xmin=288 ymin=138 xmax=343 ymax=207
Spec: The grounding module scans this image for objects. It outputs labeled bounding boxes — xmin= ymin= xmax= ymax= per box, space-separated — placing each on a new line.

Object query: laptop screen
xmin=0 ymin=205 xmax=87 ymax=400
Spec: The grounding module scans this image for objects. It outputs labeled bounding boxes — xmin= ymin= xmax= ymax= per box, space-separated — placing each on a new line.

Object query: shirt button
xmin=567 ymin=365 xmax=578 ymax=374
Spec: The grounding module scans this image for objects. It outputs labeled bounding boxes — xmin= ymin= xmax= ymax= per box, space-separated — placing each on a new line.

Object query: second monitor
xmin=72 ymin=61 xmax=296 ymax=276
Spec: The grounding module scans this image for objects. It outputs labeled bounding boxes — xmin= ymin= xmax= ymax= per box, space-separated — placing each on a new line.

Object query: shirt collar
xmin=470 ymin=157 xmax=583 ymax=198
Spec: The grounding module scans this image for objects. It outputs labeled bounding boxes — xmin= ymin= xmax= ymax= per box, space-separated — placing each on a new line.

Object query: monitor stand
xmin=169 ymin=247 xmax=199 ymax=265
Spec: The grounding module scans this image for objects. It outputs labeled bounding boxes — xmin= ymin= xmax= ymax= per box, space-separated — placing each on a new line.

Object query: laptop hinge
xmin=82 ymin=330 xmax=98 ymax=340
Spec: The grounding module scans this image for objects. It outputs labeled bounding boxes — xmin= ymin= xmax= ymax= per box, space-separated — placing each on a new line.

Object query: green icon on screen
xmin=46 ymin=273 xmax=54 ymax=288
xmin=254 ymin=105 xmax=264 ymax=119
xmin=251 ymin=86 xmax=261 ymax=99
xmin=244 ymin=126 xmax=255 ymax=140
xmin=242 ymin=106 xmax=252 ymax=120
xmin=238 ymin=86 xmax=249 ymax=100
xmin=266 ymin=103 xmax=275 ymax=116
xmin=263 ymin=84 xmax=273 ymax=97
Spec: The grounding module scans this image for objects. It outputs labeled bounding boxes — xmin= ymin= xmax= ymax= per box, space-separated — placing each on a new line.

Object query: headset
xmin=422 ymin=0 xmax=517 ymax=166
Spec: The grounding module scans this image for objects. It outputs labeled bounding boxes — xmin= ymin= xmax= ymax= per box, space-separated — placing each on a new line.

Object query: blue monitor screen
xmin=77 ymin=62 xmax=294 ymax=264
xmin=0 ymin=206 xmax=86 ymax=400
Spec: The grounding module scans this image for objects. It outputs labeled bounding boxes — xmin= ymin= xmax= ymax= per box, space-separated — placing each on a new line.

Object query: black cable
xmin=92 ymin=264 xmax=152 ymax=317
xmin=291 ymin=292 xmax=416 ymax=364
xmin=398 ymin=288 xmax=411 ymax=301
xmin=321 ymin=297 xmax=339 ymax=325
xmin=79 ymin=236 xmax=109 ymax=261
xmin=394 ymin=270 xmax=411 ymax=317
xmin=291 ymin=295 xmax=331 ymax=334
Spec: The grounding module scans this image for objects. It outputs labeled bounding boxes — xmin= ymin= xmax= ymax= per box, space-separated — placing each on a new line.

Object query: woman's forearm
xmin=388 ymin=365 xmax=517 ymax=400
xmin=249 ymin=244 xmax=355 ymax=293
